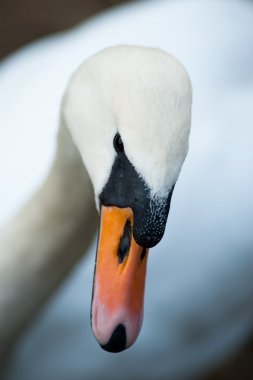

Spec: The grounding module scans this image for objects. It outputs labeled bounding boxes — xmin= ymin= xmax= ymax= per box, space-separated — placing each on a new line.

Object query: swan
xmin=0 ymin=45 xmax=192 ymax=354
xmin=63 ymin=46 xmax=191 ymax=352
xmin=1 ymin=0 xmax=253 ymax=379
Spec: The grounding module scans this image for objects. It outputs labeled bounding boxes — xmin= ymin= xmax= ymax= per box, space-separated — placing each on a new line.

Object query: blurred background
xmin=0 ymin=0 xmax=130 ymax=59
xmin=0 ymin=0 xmax=253 ymax=379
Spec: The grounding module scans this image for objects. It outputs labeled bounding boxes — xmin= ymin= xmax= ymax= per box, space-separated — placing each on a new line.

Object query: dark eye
xmin=113 ymin=133 xmax=124 ymax=153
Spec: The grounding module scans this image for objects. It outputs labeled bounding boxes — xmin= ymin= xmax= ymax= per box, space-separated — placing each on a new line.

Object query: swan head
xmin=63 ymin=46 xmax=192 ymax=352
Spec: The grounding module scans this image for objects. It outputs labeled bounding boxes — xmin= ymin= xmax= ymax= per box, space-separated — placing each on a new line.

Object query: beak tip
xmin=100 ymin=324 xmax=127 ymax=353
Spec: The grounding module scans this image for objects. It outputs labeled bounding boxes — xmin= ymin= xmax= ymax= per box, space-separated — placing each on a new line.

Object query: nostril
xmin=117 ymin=219 xmax=132 ymax=264
xmin=101 ymin=324 xmax=127 ymax=353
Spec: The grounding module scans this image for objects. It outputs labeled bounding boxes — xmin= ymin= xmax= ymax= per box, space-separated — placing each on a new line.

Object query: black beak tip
xmin=101 ymin=324 xmax=127 ymax=353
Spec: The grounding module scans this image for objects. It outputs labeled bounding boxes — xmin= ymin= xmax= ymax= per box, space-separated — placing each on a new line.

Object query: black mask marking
xmin=99 ymin=137 xmax=175 ymax=248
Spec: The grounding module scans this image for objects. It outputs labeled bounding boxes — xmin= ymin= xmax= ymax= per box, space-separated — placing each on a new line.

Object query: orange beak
xmin=91 ymin=206 xmax=148 ymax=352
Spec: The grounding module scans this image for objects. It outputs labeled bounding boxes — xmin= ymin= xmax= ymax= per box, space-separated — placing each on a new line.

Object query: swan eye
xmin=113 ymin=133 xmax=124 ymax=153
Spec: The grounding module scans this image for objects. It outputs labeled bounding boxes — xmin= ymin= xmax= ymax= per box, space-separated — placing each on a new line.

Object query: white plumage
xmin=63 ymin=45 xmax=191 ymax=203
